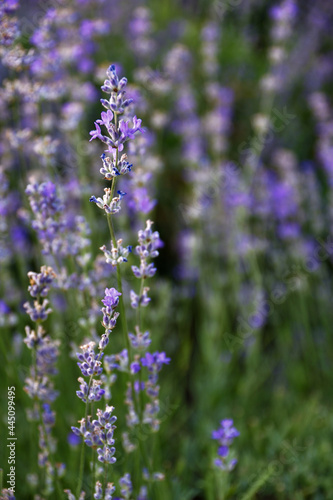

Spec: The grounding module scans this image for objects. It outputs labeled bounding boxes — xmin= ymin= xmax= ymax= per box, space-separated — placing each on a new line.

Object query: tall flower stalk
xmin=69 ymin=64 xmax=170 ymax=497
xmin=89 ymin=64 xmax=143 ymax=355
xmin=23 ymin=266 xmax=63 ymax=497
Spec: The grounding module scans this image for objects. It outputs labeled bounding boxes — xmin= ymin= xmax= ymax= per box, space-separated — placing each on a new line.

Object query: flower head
xmin=212 ymin=419 xmax=239 ymax=471
xmin=102 ymin=287 xmax=122 ymax=309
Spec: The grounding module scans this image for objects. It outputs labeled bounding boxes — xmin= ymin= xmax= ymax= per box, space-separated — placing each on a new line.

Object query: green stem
xmin=103 ymin=465 xmax=108 ymax=493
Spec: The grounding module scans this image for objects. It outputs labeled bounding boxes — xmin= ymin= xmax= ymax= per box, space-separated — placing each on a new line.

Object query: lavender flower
xmin=93 ymin=480 xmax=115 ymax=500
xmin=130 ymin=287 xmax=150 ymax=309
xmin=23 ymin=299 xmax=52 ymax=322
xmin=89 ymin=64 xmax=144 ymax=216
xmin=0 ymin=489 xmax=16 ymax=500
xmin=212 ymin=419 xmax=240 ymax=471
xmin=128 ymin=326 xmax=151 ymax=351
xmin=24 ymin=267 xmax=59 ymax=400
xmin=72 ymin=285 xmax=121 ymax=494
xmin=141 ymin=351 xmax=171 ymax=373
xmin=72 ymin=405 xmax=117 ymax=465
xmin=100 ymin=240 xmax=132 ymax=267
xmin=77 ymin=342 xmax=104 ymax=378
xmin=26 ymin=181 xmax=91 ymax=281
xmin=27 ymin=266 xmax=56 ymax=297
xmin=102 ymin=287 xmax=122 ymax=309
xmin=23 ymin=266 xmax=62 ymax=492
xmin=25 ymin=181 xmax=63 ymax=254
xmin=75 ymin=290 xmax=120 ymax=384
xmin=119 ymin=473 xmax=132 ymax=499
xmin=100 ymin=152 xmax=132 ymax=179
xmin=101 ymin=287 xmax=122 ymax=336
xmin=124 ymin=134 xmax=160 ymax=218
xmin=130 ymin=220 xmax=162 ymax=303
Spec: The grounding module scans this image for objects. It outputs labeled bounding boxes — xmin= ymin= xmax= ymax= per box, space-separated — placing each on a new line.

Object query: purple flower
xmin=128 ymin=327 xmax=151 ymax=350
xmin=218 ymin=446 xmax=229 ymax=457
xmin=0 ymin=300 xmax=10 ymax=314
xmin=130 ymin=288 xmax=151 ymax=308
xmin=76 ymin=342 xmax=103 ymax=378
xmin=141 ymin=351 xmax=171 ymax=372
xmin=102 ymin=288 xmax=122 ymax=309
xmin=89 ymin=122 xmax=104 ymax=142
xmin=212 ymin=419 xmax=239 ymax=471
xmin=119 ymin=473 xmax=132 ymax=498
xmin=27 ymin=266 xmax=56 ymax=298
xmin=72 ymin=406 xmax=117 ymax=465
xmin=96 ymin=109 xmax=114 ymax=128
xmin=131 ymin=361 xmax=141 ymax=374
xmin=212 ymin=419 xmax=240 ymax=444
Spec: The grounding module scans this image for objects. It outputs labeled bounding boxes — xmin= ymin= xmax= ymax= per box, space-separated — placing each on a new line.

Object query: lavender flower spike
xmin=130 ymin=220 xmax=163 ymax=306
xmin=100 ymin=240 xmax=132 ymax=267
xmin=212 ymin=419 xmax=240 ymax=471
xmin=89 ymin=64 xmax=144 ymax=216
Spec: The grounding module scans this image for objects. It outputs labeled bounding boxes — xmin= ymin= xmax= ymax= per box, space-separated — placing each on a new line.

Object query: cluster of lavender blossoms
xmin=68 ymin=288 xmax=121 ymax=499
xmin=212 ymin=419 xmax=240 ymax=471
xmin=25 ymin=181 xmax=91 ymax=262
xmin=124 ymin=220 xmax=169 ymax=433
xmin=23 ymin=266 xmax=64 ymax=493
xmin=103 ymin=221 xmax=169 ymax=438
xmin=89 ymin=64 xmax=144 ymax=216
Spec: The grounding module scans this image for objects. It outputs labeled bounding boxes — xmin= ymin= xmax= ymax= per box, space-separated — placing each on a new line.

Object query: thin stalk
xmin=102 ymin=464 xmax=108 ymax=493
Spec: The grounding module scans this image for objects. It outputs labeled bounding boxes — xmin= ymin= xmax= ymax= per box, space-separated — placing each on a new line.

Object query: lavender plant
xmin=4 ymin=1 xmax=333 ymax=498
xmin=23 ymin=266 xmax=63 ymax=496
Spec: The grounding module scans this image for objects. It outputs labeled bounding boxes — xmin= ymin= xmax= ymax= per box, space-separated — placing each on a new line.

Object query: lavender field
xmin=1 ymin=0 xmax=333 ymax=498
